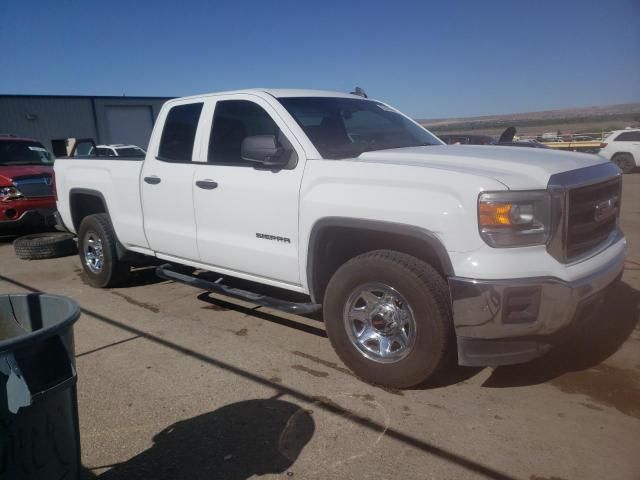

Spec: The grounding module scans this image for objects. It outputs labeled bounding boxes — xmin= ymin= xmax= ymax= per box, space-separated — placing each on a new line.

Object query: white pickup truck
xmin=54 ymin=89 xmax=626 ymax=388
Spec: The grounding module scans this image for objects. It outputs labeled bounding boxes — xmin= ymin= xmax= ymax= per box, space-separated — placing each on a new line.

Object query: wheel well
xmin=611 ymin=152 xmax=634 ymax=161
xmin=308 ymin=224 xmax=451 ymax=303
xmin=69 ymin=192 xmax=107 ymax=231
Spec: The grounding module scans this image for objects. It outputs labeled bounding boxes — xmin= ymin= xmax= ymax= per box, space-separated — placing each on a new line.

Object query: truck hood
xmin=0 ymin=165 xmax=53 ymax=185
xmin=357 ymin=145 xmax=607 ymax=189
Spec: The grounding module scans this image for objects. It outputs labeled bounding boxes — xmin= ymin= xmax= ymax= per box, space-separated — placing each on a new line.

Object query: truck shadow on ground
xmin=137 ymin=268 xmax=639 ymax=393
xmin=193 ymin=272 xmax=484 ymax=389
xmin=418 ymin=363 xmax=484 ymax=390
xmin=196 ymin=293 xmax=483 ymax=389
xmin=119 ymin=266 xmax=168 ymax=288
xmin=75 ymin=265 xmax=169 ymax=289
xmin=0 ymin=225 xmax=59 ymax=245
xmin=197 ymin=291 xmax=327 ymax=338
xmin=0 ymin=234 xmax=17 ymax=244
xmin=85 ymin=398 xmax=315 ymax=480
xmin=483 ymin=281 xmax=640 ymax=389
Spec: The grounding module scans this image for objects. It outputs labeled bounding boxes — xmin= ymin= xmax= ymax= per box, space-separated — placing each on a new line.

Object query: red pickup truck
xmin=0 ymin=136 xmax=56 ymax=231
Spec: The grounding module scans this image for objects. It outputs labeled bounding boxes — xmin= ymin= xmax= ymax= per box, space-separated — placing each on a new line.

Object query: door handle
xmin=144 ymin=176 xmax=161 ymax=185
xmin=195 ymin=180 xmax=218 ymax=190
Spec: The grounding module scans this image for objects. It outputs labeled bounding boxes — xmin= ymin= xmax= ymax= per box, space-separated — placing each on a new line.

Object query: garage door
xmin=105 ymin=105 xmax=154 ymax=148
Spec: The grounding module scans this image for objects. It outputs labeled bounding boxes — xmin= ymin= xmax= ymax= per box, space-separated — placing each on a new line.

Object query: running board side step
xmin=156 ymin=264 xmax=322 ymax=315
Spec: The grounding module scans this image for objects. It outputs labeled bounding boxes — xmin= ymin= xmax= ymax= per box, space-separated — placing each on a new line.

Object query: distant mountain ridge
xmin=419 ymin=103 xmax=640 ymax=135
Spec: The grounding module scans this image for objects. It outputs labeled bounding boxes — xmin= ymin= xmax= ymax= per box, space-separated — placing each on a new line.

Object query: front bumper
xmin=448 ymin=239 xmax=626 ymax=366
xmin=0 ymin=207 xmax=56 ymax=231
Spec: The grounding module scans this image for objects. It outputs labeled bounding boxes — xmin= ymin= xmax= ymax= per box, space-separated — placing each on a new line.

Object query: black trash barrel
xmin=0 ymin=293 xmax=81 ymax=480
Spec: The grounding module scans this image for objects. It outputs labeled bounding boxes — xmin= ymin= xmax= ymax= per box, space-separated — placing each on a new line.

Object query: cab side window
xmin=615 ymin=131 xmax=640 ymax=142
xmin=158 ymin=103 xmax=203 ymax=162
xmin=208 ymin=100 xmax=280 ymax=165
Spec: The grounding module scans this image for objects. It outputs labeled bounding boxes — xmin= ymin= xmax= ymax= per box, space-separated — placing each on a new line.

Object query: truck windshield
xmin=278 ymin=97 xmax=441 ymax=159
xmin=0 ymin=140 xmax=55 ymax=166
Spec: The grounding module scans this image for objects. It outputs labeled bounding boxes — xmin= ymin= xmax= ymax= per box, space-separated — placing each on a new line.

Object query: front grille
xmin=13 ymin=175 xmax=54 ymax=198
xmin=566 ymin=177 xmax=621 ymax=260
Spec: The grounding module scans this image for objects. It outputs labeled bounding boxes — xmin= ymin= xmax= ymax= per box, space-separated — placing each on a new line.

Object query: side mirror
xmin=241 ymin=135 xmax=288 ymax=168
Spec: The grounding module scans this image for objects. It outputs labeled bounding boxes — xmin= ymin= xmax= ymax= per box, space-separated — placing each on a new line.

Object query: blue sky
xmin=1 ymin=0 xmax=638 ymax=118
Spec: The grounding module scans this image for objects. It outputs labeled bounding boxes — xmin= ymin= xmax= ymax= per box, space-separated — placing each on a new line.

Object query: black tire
xmin=78 ymin=213 xmax=130 ymax=288
xmin=612 ymin=153 xmax=636 ymax=174
xmin=14 ymin=232 xmax=77 ymax=260
xmin=323 ymin=250 xmax=453 ymax=388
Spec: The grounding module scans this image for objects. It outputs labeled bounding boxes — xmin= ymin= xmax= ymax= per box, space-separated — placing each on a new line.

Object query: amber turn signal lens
xmin=479 ymin=202 xmax=512 ymax=226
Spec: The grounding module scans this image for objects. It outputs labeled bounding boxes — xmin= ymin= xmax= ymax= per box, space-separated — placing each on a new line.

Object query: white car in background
xmin=88 ymin=144 xmax=146 ymax=157
xmin=599 ymin=129 xmax=640 ymax=174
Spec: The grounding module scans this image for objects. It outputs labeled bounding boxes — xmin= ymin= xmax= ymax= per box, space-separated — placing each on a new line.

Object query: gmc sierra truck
xmin=54 ymin=89 xmax=626 ymax=388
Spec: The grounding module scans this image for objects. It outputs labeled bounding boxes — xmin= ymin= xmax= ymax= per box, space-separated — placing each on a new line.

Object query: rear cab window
xmin=158 ymin=103 xmax=204 ymax=162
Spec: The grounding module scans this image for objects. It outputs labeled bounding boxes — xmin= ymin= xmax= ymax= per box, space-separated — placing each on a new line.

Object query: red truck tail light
xmin=599 ymin=142 xmax=607 ymax=149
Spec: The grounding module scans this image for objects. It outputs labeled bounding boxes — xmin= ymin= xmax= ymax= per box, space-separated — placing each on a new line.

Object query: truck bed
xmin=54 ymin=157 xmax=148 ymax=250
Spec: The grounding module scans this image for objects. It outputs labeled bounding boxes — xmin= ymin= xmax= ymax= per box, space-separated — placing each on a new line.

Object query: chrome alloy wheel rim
xmin=343 ymin=283 xmax=417 ymax=363
xmin=84 ymin=231 xmax=104 ymax=274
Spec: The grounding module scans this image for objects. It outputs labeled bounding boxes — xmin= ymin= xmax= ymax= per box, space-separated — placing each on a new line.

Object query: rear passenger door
xmin=192 ymin=94 xmax=305 ymax=286
xmin=141 ymin=101 xmax=203 ymax=260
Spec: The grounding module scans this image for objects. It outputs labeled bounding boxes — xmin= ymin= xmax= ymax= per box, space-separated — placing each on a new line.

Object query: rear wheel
xmin=323 ymin=250 xmax=453 ymax=388
xmin=612 ymin=153 xmax=635 ymax=174
xmin=78 ymin=213 xmax=130 ymax=287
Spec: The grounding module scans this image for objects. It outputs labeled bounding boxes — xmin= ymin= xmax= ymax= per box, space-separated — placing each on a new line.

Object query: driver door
xmin=192 ymin=95 xmax=305 ymax=285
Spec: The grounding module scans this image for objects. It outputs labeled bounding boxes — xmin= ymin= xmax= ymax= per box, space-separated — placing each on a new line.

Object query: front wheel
xmin=78 ymin=213 xmax=130 ymax=288
xmin=612 ymin=153 xmax=636 ymax=174
xmin=323 ymin=250 xmax=454 ymax=388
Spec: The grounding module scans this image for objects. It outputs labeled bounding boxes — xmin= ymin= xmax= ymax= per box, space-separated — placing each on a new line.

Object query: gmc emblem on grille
xmin=594 ymin=197 xmax=617 ymax=222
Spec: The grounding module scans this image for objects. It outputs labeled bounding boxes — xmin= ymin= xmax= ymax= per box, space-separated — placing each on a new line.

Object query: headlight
xmin=0 ymin=186 xmax=23 ymax=201
xmin=478 ymin=191 xmax=551 ymax=247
